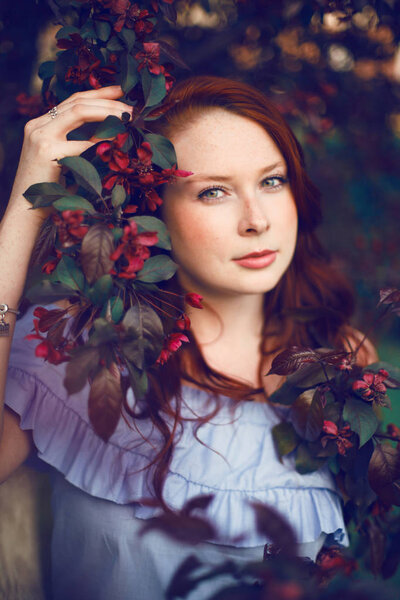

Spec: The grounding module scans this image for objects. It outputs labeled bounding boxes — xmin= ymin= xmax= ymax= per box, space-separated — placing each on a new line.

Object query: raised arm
xmin=0 ymin=86 xmax=132 ymax=482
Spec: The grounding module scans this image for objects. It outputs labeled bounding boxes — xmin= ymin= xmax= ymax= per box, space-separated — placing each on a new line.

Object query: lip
xmin=233 ymin=250 xmax=277 ymax=269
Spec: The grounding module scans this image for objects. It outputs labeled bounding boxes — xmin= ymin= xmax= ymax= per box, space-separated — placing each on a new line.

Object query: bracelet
xmin=0 ymin=303 xmax=20 ymax=337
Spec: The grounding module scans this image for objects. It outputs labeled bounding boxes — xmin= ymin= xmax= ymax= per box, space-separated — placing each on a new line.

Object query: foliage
xmin=266 ymin=290 xmax=400 ymax=581
xmin=138 ymin=493 xmax=398 ymax=599
xmin=22 ymin=0 xmax=199 ymax=441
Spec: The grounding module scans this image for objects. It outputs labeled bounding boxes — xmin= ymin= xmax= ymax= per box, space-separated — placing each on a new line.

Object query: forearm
xmin=0 ymin=199 xmax=43 ymax=433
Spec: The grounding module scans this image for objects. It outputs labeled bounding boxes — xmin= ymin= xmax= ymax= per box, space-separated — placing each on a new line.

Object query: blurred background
xmin=0 ymin=2 xmax=399 ymax=596
xmin=0 ymin=0 xmax=399 ymax=394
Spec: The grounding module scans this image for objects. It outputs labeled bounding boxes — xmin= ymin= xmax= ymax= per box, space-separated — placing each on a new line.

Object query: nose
xmin=237 ymin=195 xmax=269 ymax=236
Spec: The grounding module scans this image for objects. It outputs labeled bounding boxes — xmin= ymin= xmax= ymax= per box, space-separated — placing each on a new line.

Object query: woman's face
xmin=162 ymin=109 xmax=298 ymax=299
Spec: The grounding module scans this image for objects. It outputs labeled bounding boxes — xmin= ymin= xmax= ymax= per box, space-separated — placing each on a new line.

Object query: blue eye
xmin=262 ymin=175 xmax=288 ymax=190
xmin=198 ymin=187 xmax=226 ymax=201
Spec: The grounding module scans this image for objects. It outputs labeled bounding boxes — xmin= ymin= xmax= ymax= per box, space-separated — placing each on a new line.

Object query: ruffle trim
xmin=135 ymin=471 xmax=349 ymax=548
xmin=6 ymin=366 xmax=349 ymax=549
xmin=6 ymin=367 xmax=156 ymax=504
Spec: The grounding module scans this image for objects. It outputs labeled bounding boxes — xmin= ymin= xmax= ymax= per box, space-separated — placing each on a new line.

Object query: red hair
xmin=122 ymin=76 xmax=356 ymax=508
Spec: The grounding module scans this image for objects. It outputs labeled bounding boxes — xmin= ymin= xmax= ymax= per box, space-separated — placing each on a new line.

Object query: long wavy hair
xmin=121 ymin=76 xmax=358 ymax=507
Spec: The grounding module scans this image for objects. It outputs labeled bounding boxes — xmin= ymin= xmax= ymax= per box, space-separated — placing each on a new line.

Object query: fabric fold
xmin=5 ymin=305 xmax=349 ymax=549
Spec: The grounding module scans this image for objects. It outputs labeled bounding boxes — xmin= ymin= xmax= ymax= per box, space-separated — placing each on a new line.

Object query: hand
xmin=8 ymin=85 xmax=132 ymax=221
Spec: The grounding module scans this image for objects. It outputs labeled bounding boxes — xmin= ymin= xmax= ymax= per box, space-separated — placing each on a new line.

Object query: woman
xmin=0 ymin=77 xmax=377 ymax=599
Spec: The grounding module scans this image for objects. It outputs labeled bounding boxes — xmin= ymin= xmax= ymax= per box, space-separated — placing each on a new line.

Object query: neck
xmin=187 ymin=291 xmax=265 ymax=346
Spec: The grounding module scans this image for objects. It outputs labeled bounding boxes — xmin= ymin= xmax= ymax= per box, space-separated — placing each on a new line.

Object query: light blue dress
xmin=5 ymin=306 xmax=349 ymax=599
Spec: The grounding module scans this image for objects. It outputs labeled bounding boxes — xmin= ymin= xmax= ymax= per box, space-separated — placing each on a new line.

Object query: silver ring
xmin=48 ymin=106 xmax=58 ymax=119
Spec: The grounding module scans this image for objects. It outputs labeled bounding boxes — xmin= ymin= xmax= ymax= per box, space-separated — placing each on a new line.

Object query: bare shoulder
xmin=343 ymin=326 xmax=379 ymax=367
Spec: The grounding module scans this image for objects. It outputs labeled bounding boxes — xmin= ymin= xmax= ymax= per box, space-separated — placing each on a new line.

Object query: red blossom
xmin=317 ymin=546 xmax=357 ymax=577
xmin=185 ymin=293 xmax=203 ymax=309
xmin=321 ymin=420 xmax=353 ymax=456
xmin=16 ymin=90 xmax=57 ymax=118
xmin=156 ymin=332 xmax=189 ymax=365
xmin=135 ymin=42 xmax=161 ymax=75
xmin=112 ymin=1 xmax=155 ymax=36
xmin=352 ymin=369 xmax=389 ymax=406
xmin=386 ymin=423 xmax=400 ymax=440
xmin=25 ymin=319 xmax=69 ymax=365
xmin=110 ymin=220 xmax=158 ymax=279
xmin=97 ymin=133 xmax=130 ymax=171
xmin=53 ymin=210 xmax=89 ymax=247
xmin=176 ymin=313 xmax=190 ymax=331
xmin=101 ymin=141 xmax=192 ymax=209
xmin=42 ymin=250 xmax=62 ymax=274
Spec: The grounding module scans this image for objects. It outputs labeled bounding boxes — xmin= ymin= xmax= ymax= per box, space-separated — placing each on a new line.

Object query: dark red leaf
xmin=157 ymin=40 xmax=190 ymax=70
xmin=81 ymin=223 xmax=115 ymax=284
xmin=36 ymin=307 xmax=68 ymax=332
xmin=267 ymin=347 xmax=320 ymax=376
xmin=249 ymin=501 xmax=298 ymax=557
xmin=139 ymin=512 xmax=217 ymax=545
xmin=365 ymin=518 xmax=386 ymax=575
xmin=165 ymin=555 xmax=202 ymax=600
xmin=47 ymin=318 xmax=68 ymax=347
xmin=64 ymin=346 xmax=100 ymax=395
xmin=378 ymin=287 xmax=400 ymax=306
xmin=181 ymin=494 xmax=215 ymax=516
xmin=368 ymin=443 xmax=400 ymax=506
xmin=88 ymin=365 xmax=123 ymax=441
xmin=289 ymin=389 xmax=324 ymax=442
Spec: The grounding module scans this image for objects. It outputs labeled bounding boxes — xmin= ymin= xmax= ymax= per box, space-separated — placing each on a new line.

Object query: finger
xmin=55 ymin=140 xmax=96 ymax=157
xmin=49 ymin=105 xmax=133 ymax=138
xmin=57 ymin=98 xmax=133 ymax=116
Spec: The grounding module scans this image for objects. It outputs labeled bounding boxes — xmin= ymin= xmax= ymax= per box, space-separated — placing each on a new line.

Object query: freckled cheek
xmin=168 ymin=211 xmax=228 ymax=259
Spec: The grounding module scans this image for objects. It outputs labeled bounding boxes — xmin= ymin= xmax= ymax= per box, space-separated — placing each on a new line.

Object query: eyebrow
xmin=182 ymin=161 xmax=287 ymax=184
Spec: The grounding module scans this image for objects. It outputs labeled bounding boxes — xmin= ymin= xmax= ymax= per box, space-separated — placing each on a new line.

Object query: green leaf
xmin=38 ymin=61 xmax=55 ymax=81
xmin=81 ymin=224 xmax=115 ymax=285
xmin=136 ymin=255 xmax=177 ymax=283
xmin=80 ymin=20 xmax=96 ymax=40
xmin=94 ymin=20 xmax=111 ymax=42
xmin=295 ymin=443 xmax=325 ymax=474
xmin=55 ymin=25 xmax=80 ymax=39
xmin=126 ymin=361 xmax=148 ymax=400
xmin=287 ymin=362 xmax=337 ymax=389
xmin=88 ymin=274 xmax=113 ymax=306
xmin=107 ymin=37 xmax=124 ymax=52
xmin=343 ymin=396 xmax=379 ymax=447
xmin=89 ymin=318 xmax=119 ymax=346
xmin=141 ymin=69 xmax=166 ymax=109
xmin=59 ymin=156 xmax=102 ymax=198
xmin=272 ymin=422 xmax=299 ymax=457
xmin=144 ymin=133 xmax=177 ymax=170
xmin=53 ymin=255 xmax=84 ymax=291
xmin=134 ymin=216 xmax=171 ymax=250
xmin=94 ymin=115 xmax=126 ymax=139
xmin=53 ymin=195 xmax=96 ymax=214
xmin=112 ymin=227 xmax=124 ymax=242
xmin=121 ymin=53 xmax=138 ymax=94
xmin=119 ymin=27 xmax=136 ymax=51
xmin=101 ymin=296 xmax=124 ymax=323
xmin=23 ymin=182 xmax=71 ymax=208
xmin=64 ymin=346 xmax=100 ymax=395
xmin=112 ymin=185 xmax=126 ymax=208
xmin=121 ymin=302 xmax=163 ymax=369
xmin=25 ymin=280 xmax=75 ymax=304
xmin=268 ymin=380 xmax=303 ymax=406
